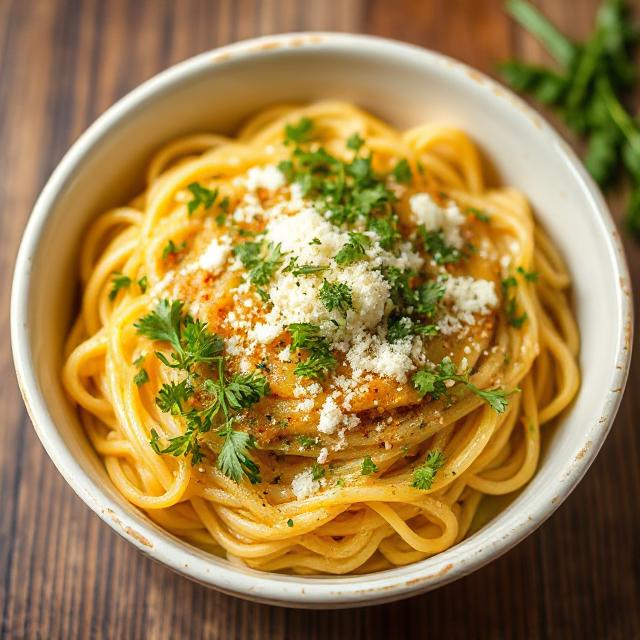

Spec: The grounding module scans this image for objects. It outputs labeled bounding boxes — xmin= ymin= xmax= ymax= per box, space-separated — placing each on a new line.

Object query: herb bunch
xmin=501 ymin=0 xmax=640 ymax=236
xmin=135 ymin=300 xmax=269 ymax=483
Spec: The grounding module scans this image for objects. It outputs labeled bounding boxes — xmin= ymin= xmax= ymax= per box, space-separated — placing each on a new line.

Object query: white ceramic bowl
xmin=11 ymin=33 xmax=633 ymax=608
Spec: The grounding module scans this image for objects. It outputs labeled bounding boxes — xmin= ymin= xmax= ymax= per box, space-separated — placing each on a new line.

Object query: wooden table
xmin=1 ymin=1 xmax=638 ymax=637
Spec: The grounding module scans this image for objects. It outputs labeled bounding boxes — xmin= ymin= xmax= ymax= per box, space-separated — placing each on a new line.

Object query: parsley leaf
xmin=109 ymin=272 xmax=132 ymax=301
xmin=311 ymin=463 xmax=325 ymax=481
xmin=411 ymin=450 xmax=445 ymax=490
xmin=282 ymin=256 xmax=328 ymax=276
xmin=503 ymin=0 xmax=640 ymax=238
xmin=419 ymin=227 xmax=462 ymax=265
xmin=156 ymin=380 xmax=193 ymax=415
xmin=367 ymin=214 xmax=401 ymax=250
xmin=412 ymin=356 xmax=512 ymax=413
xmin=361 ymin=455 xmax=378 ymax=475
xmin=284 ymin=117 xmax=314 ymax=144
xmin=162 ymin=239 xmax=187 ymax=261
xmin=140 ymin=300 xmax=268 ymax=482
xmin=137 ymin=275 xmax=148 ymax=293
xmin=334 ymin=232 xmax=372 ymax=266
xmin=217 ymin=424 xmax=261 ymax=484
xmin=502 ymin=277 xmax=528 ymax=328
xmin=414 ymin=280 xmax=446 ymax=316
xmin=517 ymin=266 xmax=539 ymax=282
xmin=234 ymin=240 xmax=285 ymax=298
xmin=134 ymin=300 xmax=224 ymax=372
xmin=319 ymin=279 xmax=353 ymax=315
xmin=466 ymin=207 xmax=491 ymax=222
xmin=387 ymin=316 xmax=438 ymax=343
xmin=346 ymin=132 xmax=364 ymax=151
xmin=297 ymin=435 xmax=318 ymax=450
xmin=288 ymin=323 xmax=337 ymax=379
xmin=187 ymin=182 xmax=218 ymax=215
xmin=150 ymin=426 xmax=202 ymax=462
xmin=134 ymin=368 xmax=149 ymax=386
xmin=133 ymin=355 xmax=149 ymax=386
xmin=392 ymin=158 xmax=412 ymax=184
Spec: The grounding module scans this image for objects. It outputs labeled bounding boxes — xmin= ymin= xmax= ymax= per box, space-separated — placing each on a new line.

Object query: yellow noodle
xmin=62 ymin=101 xmax=580 ymax=574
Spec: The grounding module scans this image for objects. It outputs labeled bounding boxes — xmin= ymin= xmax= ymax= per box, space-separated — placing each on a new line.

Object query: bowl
xmin=11 ymin=32 xmax=633 ymax=608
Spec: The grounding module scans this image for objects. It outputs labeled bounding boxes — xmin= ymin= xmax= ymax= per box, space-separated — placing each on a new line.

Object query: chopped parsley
xmin=419 ymin=227 xmax=462 ymax=265
xmin=287 ymin=518 xmax=294 ymax=527
xmin=278 ymin=126 xmax=397 ymax=245
xmin=137 ymin=275 xmax=148 ymax=293
xmin=288 ymin=322 xmax=337 ymax=379
xmin=411 ymin=450 xmax=445 ymax=490
xmin=387 ymin=316 xmax=438 ymax=343
xmin=311 ymin=462 xmax=325 ymax=481
xmin=109 ymin=272 xmax=132 ymax=301
xmin=234 ymin=240 xmax=286 ymax=300
xmin=284 ymin=117 xmax=314 ymax=144
xmin=361 ymin=455 xmax=378 ymax=475
xmin=216 ymin=196 xmax=230 ymax=226
xmin=366 ymin=214 xmax=401 ymax=250
xmin=297 ymin=435 xmax=318 ymax=450
xmin=346 ymin=132 xmax=364 ymax=152
xmin=412 ymin=356 xmax=512 ymax=413
xmin=502 ymin=277 xmax=528 ymax=328
xmin=283 ymin=256 xmax=328 ymax=277
xmin=136 ymin=300 xmax=267 ymax=482
xmin=392 ymin=158 xmax=412 ymax=184
xmin=162 ymin=239 xmax=187 ymax=261
xmin=517 ymin=266 xmax=539 ymax=282
xmin=466 ymin=206 xmax=491 ymax=222
xmin=334 ymin=232 xmax=372 ymax=265
xmin=319 ymin=279 xmax=353 ymax=315
xmin=187 ymin=182 xmax=218 ymax=215
xmin=133 ymin=354 xmax=149 ymax=386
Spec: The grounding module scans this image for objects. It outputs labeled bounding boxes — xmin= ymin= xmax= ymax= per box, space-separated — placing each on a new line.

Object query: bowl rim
xmin=11 ymin=31 xmax=634 ymax=608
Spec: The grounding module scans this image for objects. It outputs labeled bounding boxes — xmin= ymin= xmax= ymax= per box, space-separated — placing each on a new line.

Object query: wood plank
xmin=1 ymin=1 xmax=638 ymax=638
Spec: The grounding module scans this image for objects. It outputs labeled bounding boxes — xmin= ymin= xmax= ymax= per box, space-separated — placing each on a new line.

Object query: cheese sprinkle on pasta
xmin=63 ymin=102 xmax=580 ymax=575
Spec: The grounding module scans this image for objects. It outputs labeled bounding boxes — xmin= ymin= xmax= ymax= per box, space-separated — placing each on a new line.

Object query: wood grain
xmin=1 ymin=1 xmax=638 ymax=638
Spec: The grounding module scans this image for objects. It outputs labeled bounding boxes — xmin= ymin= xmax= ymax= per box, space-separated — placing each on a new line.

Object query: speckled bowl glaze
xmin=11 ymin=33 xmax=633 ymax=608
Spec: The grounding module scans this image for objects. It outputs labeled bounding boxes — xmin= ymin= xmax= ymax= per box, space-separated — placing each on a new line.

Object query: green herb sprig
xmin=136 ymin=300 xmax=268 ymax=482
xmin=412 ymin=356 xmax=512 ymax=413
xmin=319 ymin=279 xmax=353 ymax=315
xmin=361 ymin=456 xmax=379 ymax=475
xmin=411 ymin=450 xmax=445 ymax=490
xmin=288 ymin=322 xmax=337 ymax=379
xmin=187 ymin=182 xmax=218 ymax=215
xmin=233 ymin=240 xmax=286 ymax=301
xmin=502 ymin=0 xmax=640 ymax=236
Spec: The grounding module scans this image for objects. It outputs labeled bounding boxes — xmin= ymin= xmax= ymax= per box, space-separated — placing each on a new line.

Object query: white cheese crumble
xmin=317 ymin=396 xmax=343 ymax=435
xmin=409 ymin=193 xmax=465 ymax=249
xmin=438 ymin=276 xmax=498 ymax=335
xmin=198 ymin=235 xmax=232 ymax=273
xmin=291 ymin=468 xmax=322 ymax=500
xmin=234 ymin=164 xmax=286 ymax=192
xmin=296 ymin=398 xmax=314 ymax=412
xmin=317 ymin=396 xmax=360 ymax=435
xmin=316 ymin=447 xmax=329 ymax=464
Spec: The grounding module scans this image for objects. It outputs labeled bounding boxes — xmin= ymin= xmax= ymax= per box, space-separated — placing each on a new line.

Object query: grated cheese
xmin=409 ymin=193 xmax=465 ymax=249
xmin=291 ymin=468 xmax=322 ymax=500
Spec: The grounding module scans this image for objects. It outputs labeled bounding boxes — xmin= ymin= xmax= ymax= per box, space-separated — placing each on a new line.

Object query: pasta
xmin=62 ymin=101 xmax=580 ymax=574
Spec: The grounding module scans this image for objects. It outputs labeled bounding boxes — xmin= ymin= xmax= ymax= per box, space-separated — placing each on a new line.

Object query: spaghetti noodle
xmin=63 ymin=102 xmax=580 ymax=574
